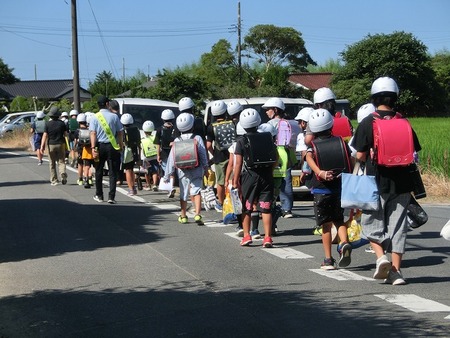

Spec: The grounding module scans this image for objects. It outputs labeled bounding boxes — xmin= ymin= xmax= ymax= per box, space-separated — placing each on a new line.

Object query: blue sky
xmin=1 ymin=0 xmax=449 ymax=88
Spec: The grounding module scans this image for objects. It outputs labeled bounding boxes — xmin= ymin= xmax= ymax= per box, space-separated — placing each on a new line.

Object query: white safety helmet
xmin=357 ymin=103 xmax=376 ymax=123
xmin=76 ymin=113 xmax=86 ymax=123
xmin=178 ymin=97 xmax=195 ymax=112
xmin=176 ymin=113 xmax=195 ymax=132
xmin=240 ymin=108 xmax=261 ymax=129
xmin=236 ymin=122 xmax=246 ymax=136
xmin=69 ymin=109 xmax=79 ymax=117
xmin=371 ymin=77 xmax=399 ymax=96
xmin=295 ymin=107 xmax=314 ymax=122
xmin=313 ymin=87 xmax=336 ymax=104
xmin=308 ymin=108 xmax=334 ymax=133
xmin=120 ymin=113 xmax=134 ymax=126
xmin=262 ymin=97 xmax=285 ymax=111
xmin=142 ymin=120 xmax=155 ymax=133
xmin=61 ymin=111 xmax=69 ymax=118
xmin=227 ymin=100 xmax=243 ymax=116
xmin=258 ymin=123 xmax=277 ymax=137
xmin=36 ymin=111 xmax=45 ymax=119
xmin=211 ymin=100 xmax=227 ymax=116
xmin=161 ymin=109 xmax=175 ymax=121
xmin=85 ymin=112 xmax=93 ymax=125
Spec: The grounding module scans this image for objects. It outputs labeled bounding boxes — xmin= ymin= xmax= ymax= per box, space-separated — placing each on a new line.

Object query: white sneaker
xmin=373 ymin=255 xmax=392 ymax=279
xmin=384 ymin=270 xmax=406 ymax=285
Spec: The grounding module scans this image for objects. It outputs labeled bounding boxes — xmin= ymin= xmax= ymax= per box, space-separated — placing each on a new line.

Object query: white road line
xmin=375 ymin=294 xmax=450 ymax=314
xmin=263 ymin=247 xmax=313 ymax=259
xmin=310 ymin=269 xmax=374 ymax=281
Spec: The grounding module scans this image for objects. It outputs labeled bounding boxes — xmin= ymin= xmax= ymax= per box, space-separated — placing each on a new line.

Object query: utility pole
xmin=71 ymin=0 xmax=81 ymax=112
xmin=122 ymin=57 xmax=125 ymax=84
xmin=237 ymin=1 xmax=242 ymax=81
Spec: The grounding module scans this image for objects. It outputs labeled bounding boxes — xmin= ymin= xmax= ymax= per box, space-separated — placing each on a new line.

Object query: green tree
xmin=10 ymin=96 xmax=32 ymax=111
xmin=332 ymin=31 xmax=441 ymax=115
xmin=307 ymin=58 xmax=343 ymax=73
xmin=87 ymin=71 xmax=123 ymax=98
xmin=243 ymin=24 xmax=316 ymax=74
xmin=0 ymin=58 xmax=19 ymax=84
xmin=430 ymin=49 xmax=450 ymax=112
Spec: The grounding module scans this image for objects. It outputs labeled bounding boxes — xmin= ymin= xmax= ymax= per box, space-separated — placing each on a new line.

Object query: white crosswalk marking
xmin=375 ymin=294 xmax=450 ymax=314
xmin=263 ymin=247 xmax=313 ymax=259
xmin=310 ymin=269 xmax=374 ymax=281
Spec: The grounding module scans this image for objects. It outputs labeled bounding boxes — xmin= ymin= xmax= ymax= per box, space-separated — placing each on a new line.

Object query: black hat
xmin=97 ymin=95 xmax=110 ymax=106
xmin=48 ymin=106 xmax=60 ymax=117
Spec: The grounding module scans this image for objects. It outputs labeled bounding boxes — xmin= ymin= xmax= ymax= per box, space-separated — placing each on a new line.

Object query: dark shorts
xmin=313 ymin=193 xmax=344 ymax=227
xmin=123 ymin=160 xmax=136 ymax=170
xmin=241 ymin=170 xmax=274 ymax=214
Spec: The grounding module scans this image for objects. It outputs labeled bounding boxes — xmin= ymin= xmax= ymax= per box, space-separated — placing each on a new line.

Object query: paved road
xmin=1 ymin=149 xmax=450 ymax=337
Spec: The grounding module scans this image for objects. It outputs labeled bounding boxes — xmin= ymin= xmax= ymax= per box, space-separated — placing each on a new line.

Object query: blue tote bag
xmin=341 ymin=162 xmax=379 ymax=211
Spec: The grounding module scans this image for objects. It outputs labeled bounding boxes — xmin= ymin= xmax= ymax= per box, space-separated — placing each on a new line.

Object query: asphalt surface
xmin=1 ymin=148 xmax=450 ymax=337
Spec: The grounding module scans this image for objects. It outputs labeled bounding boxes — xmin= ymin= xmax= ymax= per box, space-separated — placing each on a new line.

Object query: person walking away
xmin=154 ymin=108 xmax=179 ymax=198
xmin=89 ymin=95 xmax=124 ymax=204
xmin=120 ymin=113 xmax=141 ymax=196
xmin=206 ymin=100 xmax=236 ymax=212
xmin=40 ymin=107 xmax=68 ymax=186
xmin=163 ymin=113 xmax=208 ymax=225
xmin=68 ymin=110 xmax=79 ymax=167
xmin=74 ymin=113 xmax=94 ymax=188
xmin=141 ymin=120 xmax=160 ymax=191
xmin=31 ymin=110 xmax=46 ymax=165
xmin=351 ymin=77 xmax=421 ymax=285
xmin=305 ymin=109 xmax=353 ymax=270
xmin=233 ymin=109 xmax=277 ymax=248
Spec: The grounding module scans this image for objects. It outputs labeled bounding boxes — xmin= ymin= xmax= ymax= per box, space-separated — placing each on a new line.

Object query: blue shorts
xmin=179 ymin=175 xmax=202 ymax=201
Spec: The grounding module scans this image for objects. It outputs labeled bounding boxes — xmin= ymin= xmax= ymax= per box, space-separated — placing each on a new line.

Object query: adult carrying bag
xmin=341 ymin=162 xmax=379 ymax=211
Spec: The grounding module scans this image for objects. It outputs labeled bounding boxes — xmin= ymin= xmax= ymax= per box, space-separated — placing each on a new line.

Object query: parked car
xmin=0 ymin=112 xmax=38 ymax=137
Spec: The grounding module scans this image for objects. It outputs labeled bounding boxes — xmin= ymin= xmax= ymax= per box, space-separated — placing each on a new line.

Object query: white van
xmin=204 ymin=97 xmax=313 ymax=126
xmin=112 ymin=98 xmax=179 ymax=130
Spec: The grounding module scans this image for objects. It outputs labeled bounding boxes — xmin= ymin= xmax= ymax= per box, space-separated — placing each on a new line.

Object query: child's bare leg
xmin=261 ymin=212 xmax=272 ymax=238
xmin=180 ymin=200 xmax=187 ymax=217
xmin=321 ymin=222 xmax=333 ymax=258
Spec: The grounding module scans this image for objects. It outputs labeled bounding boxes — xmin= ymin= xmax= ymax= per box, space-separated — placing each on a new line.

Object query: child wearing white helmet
xmin=206 ymin=99 xmax=235 ymax=212
xmin=306 ymin=108 xmax=353 ymax=270
xmin=141 ymin=120 xmax=160 ymax=191
xmin=74 ymin=113 xmax=94 ymax=188
xmin=31 ymin=110 xmax=46 ymax=165
xmin=351 ymin=76 xmax=422 ymax=285
xmin=163 ymin=113 xmax=209 ymax=225
xmin=120 ymin=113 xmax=141 ymax=196
xmin=154 ymin=108 xmax=180 ymax=197
xmin=232 ymin=108 xmax=277 ymax=248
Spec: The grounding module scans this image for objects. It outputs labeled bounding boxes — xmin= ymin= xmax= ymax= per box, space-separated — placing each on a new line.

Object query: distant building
xmin=0 ymin=79 xmax=91 ymax=103
xmin=288 ymin=72 xmax=332 ymax=91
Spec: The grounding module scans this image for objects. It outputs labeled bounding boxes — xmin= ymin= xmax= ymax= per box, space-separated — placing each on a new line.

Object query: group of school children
xmin=45 ymin=76 xmax=421 ymax=285
xmin=163 ymin=76 xmax=421 ymax=286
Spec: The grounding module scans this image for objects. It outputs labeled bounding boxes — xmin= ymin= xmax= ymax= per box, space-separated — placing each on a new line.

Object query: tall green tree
xmin=430 ymin=49 xmax=450 ymax=112
xmin=87 ymin=71 xmax=123 ymax=98
xmin=243 ymin=24 xmax=316 ymax=74
xmin=0 ymin=58 xmax=19 ymax=84
xmin=332 ymin=31 xmax=441 ymax=115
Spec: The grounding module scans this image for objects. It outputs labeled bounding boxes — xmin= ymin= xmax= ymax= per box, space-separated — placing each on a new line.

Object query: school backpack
xmin=276 ymin=119 xmax=300 ymax=148
xmin=34 ymin=120 xmax=46 ymax=134
xmin=141 ymin=136 xmax=158 ymax=158
xmin=173 ymin=134 xmax=199 ymax=169
xmin=78 ymin=128 xmax=91 ymax=146
xmin=213 ymin=120 xmax=236 ymax=151
xmin=161 ymin=125 xmax=175 ymax=151
xmin=125 ymin=126 xmax=141 ymax=149
xmin=372 ymin=112 xmax=414 ymax=167
xmin=68 ymin=118 xmax=79 ymax=133
xmin=311 ymin=136 xmax=352 ymax=180
xmin=243 ymin=132 xmax=277 ymax=169
xmin=331 ymin=112 xmax=353 ymax=142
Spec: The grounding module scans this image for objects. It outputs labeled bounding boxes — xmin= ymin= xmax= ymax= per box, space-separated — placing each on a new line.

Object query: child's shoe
xmin=262 ymin=236 xmax=273 ymax=248
xmin=194 ymin=215 xmax=204 ymax=226
xmin=240 ymin=235 xmax=252 ymax=246
xmin=337 ymin=242 xmax=352 ymax=268
xmin=320 ymin=258 xmax=336 ymax=270
xmin=178 ymin=216 xmax=188 ymax=224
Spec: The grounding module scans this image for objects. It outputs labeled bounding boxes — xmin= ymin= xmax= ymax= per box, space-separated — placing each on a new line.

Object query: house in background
xmin=288 ymin=72 xmax=332 ymax=91
xmin=0 ymin=79 xmax=91 ymax=103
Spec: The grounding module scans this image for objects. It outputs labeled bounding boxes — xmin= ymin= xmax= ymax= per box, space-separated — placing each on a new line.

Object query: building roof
xmin=288 ymin=72 xmax=332 ymax=91
xmin=0 ymin=79 xmax=90 ymax=101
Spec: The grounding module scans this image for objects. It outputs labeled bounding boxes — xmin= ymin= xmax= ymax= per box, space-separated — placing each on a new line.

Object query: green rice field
xmin=409 ymin=118 xmax=450 ymax=177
